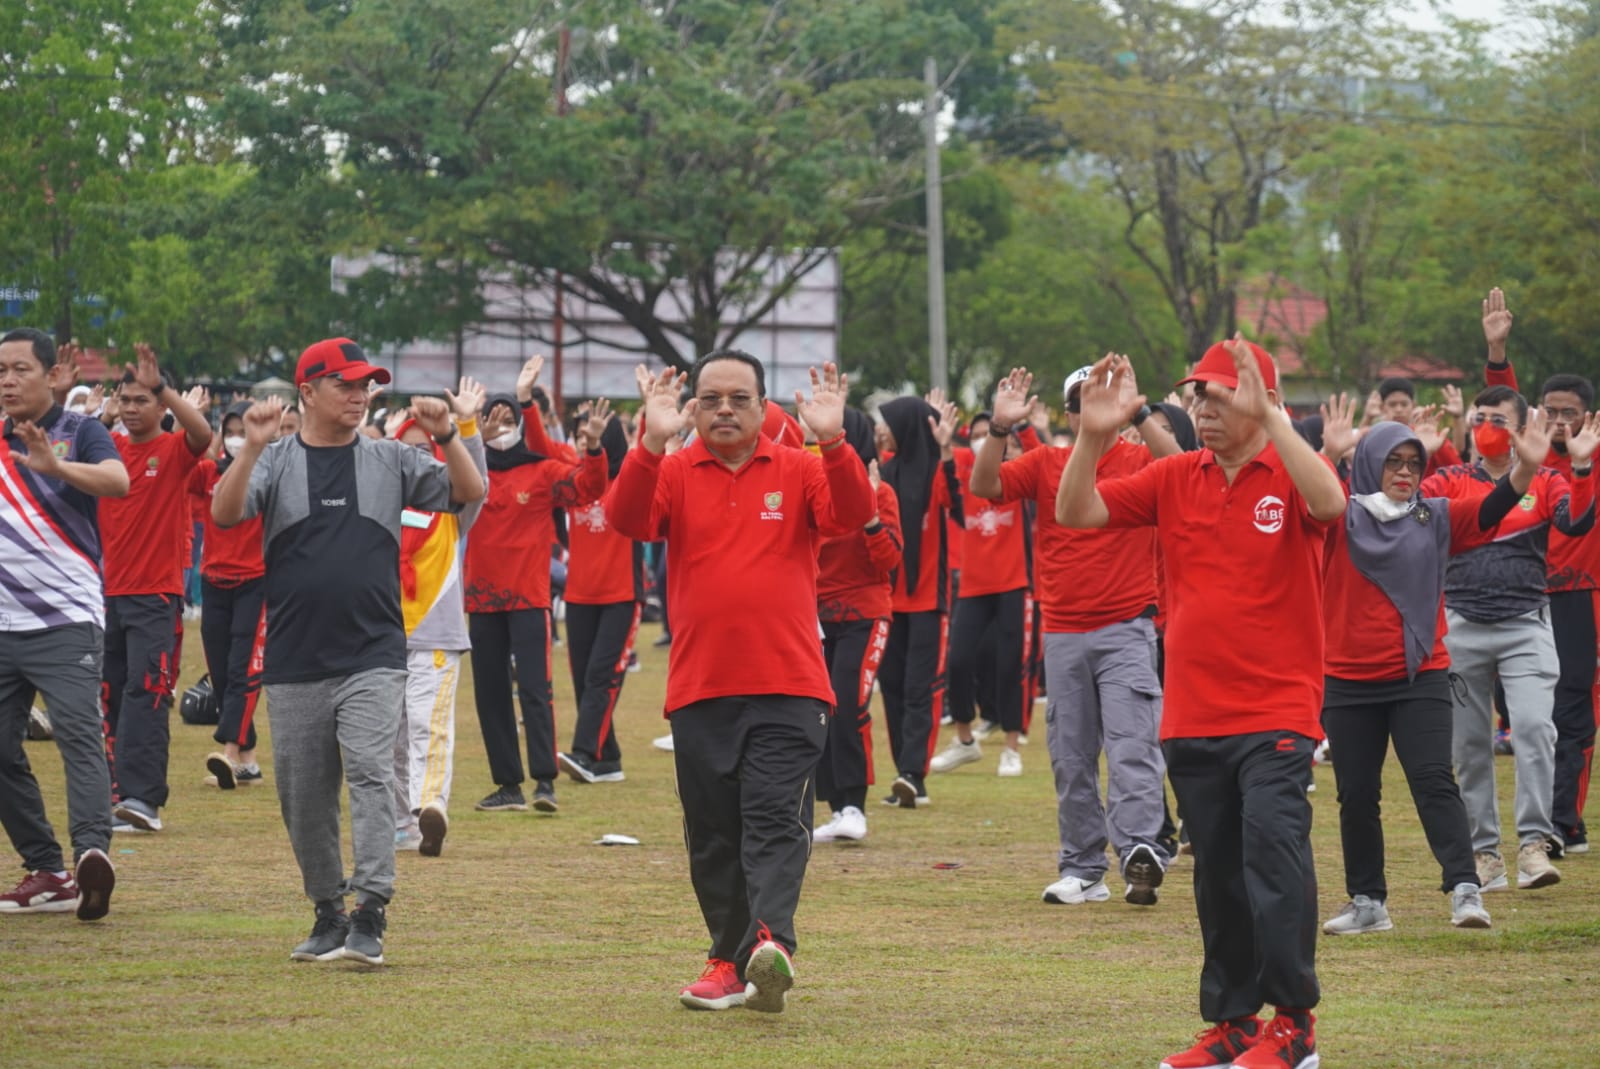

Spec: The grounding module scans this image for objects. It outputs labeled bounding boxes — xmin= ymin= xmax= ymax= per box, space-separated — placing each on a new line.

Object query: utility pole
xmin=924 ymin=56 xmax=948 ymax=396
xmin=551 ymin=25 xmax=571 ymax=415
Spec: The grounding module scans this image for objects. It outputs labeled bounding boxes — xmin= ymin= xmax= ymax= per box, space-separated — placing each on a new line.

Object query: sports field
xmin=3 ymin=626 xmax=1596 ymax=1068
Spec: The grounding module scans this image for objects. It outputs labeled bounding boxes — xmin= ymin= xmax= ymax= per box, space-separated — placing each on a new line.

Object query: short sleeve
xmin=995 ymin=448 xmax=1042 ymax=503
xmin=1098 ymin=460 xmax=1165 ymax=528
xmin=71 ymin=418 xmax=119 ymax=466
xmin=398 ymin=442 xmax=458 ymax=513
xmin=241 ymin=446 xmax=276 ymax=522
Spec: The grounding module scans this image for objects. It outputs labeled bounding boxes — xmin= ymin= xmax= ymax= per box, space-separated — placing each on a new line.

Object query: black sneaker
xmin=418 ymin=802 xmax=448 ymax=857
xmin=1121 ymin=843 xmax=1165 ymax=906
xmin=653 ymin=633 xmax=673 ymax=648
xmin=235 ymin=765 xmax=264 ymax=785
xmin=890 ymin=774 xmax=927 ymax=810
xmin=558 ymin=751 xmax=599 ymax=785
xmin=206 ymin=753 xmax=237 ymax=791
xmin=474 ymin=786 xmax=528 ymax=812
xmin=343 ymin=904 xmax=386 ymax=965
xmin=291 ymin=904 xmax=350 ymax=962
xmin=533 ymin=780 xmax=559 ymax=813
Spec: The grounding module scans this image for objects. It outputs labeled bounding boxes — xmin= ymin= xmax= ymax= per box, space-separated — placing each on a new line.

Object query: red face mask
xmin=1472 ymin=422 xmax=1512 ymax=459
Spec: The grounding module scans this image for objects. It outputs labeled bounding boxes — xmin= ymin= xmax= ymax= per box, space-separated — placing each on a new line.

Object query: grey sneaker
xmin=1322 ymin=894 xmax=1393 ymax=935
xmin=1475 ymin=850 xmax=1508 ymax=892
xmin=533 ymin=780 xmax=559 ymax=814
xmin=474 ymin=786 xmax=527 ymax=812
xmin=1516 ymin=840 xmax=1560 ymax=889
xmin=1450 ymin=882 xmax=1491 ymax=929
xmin=343 ymin=905 xmax=386 ymax=965
xmin=290 ymin=905 xmax=350 ymax=962
xmin=1121 ymin=843 xmax=1165 ymax=906
xmin=112 ymin=799 xmax=162 ymax=833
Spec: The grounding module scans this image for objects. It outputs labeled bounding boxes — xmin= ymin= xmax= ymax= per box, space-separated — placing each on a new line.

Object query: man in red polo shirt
xmin=608 ymin=351 xmax=872 ymax=1015
xmin=1058 ymin=341 xmax=1346 ymax=1069
xmin=101 ymin=344 xmax=213 ymax=833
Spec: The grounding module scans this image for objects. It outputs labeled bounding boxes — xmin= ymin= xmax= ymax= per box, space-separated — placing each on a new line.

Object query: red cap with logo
xmin=295 ymin=338 xmax=393 ymax=388
xmin=1177 ymin=340 xmax=1277 ymax=392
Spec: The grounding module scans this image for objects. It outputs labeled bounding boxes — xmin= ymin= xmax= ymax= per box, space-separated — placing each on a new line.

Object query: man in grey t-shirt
xmin=213 ymin=338 xmax=485 ymax=966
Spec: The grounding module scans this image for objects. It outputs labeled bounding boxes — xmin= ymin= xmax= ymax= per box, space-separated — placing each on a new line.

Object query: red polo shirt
xmin=188 ymin=460 xmax=265 ymax=584
xmin=818 ymin=482 xmax=902 ymax=622
xmin=101 ymin=430 xmax=205 ymax=596
xmin=1097 ymin=442 xmax=1338 ymax=740
xmin=607 ymin=434 xmax=875 ymax=713
xmin=993 ymin=439 xmax=1157 ymax=632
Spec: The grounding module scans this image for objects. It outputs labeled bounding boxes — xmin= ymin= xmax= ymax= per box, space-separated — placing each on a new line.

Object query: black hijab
xmin=1345 ymin=421 xmax=1450 ymax=681
xmin=880 ymin=396 xmax=940 ymax=595
xmin=1151 ymin=403 xmax=1197 ymax=453
xmin=843 ymin=407 xmax=877 ymax=470
xmin=483 ymin=392 xmax=545 ymax=472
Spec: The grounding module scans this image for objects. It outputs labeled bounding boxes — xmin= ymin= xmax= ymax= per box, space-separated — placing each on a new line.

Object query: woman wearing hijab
xmin=193 ymin=402 xmax=270 ymax=790
xmin=464 ymin=367 xmax=609 ymax=815
xmin=877 ymin=394 xmax=961 ymax=808
xmin=813 ymin=408 xmax=903 ymax=842
xmin=557 ymin=409 xmax=642 ymax=785
xmin=1317 ymin=414 xmax=1543 ymax=934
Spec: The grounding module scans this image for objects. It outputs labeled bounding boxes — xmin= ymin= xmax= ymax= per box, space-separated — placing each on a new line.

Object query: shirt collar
xmin=1198 ymin=439 xmax=1281 ymax=472
xmin=687 ymin=432 xmax=776 ymax=470
xmin=4 ymin=403 xmax=64 ymax=439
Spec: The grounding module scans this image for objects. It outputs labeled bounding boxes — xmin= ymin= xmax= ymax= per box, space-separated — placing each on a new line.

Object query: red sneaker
xmin=679 ymin=958 xmax=746 ymax=1010
xmin=1231 ymin=1013 xmax=1318 ymax=1069
xmin=1160 ymin=1015 xmax=1264 ymax=1069
xmin=743 ymin=939 xmax=795 ymax=1013
xmin=0 ymin=870 xmax=79 ymax=914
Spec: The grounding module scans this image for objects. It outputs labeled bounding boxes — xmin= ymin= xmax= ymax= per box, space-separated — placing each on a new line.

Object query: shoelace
xmin=754 ymin=921 xmax=774 ymax=945
xmin=351 ymin=909 xmax=384 ymax=937
xmin=1255 ymin=1015 xmax=1301 ymax=1052
xmin=310 ymin=913 xmax=347 ymax=938
xmin=697 ymin=959 xmax=736 ymax=984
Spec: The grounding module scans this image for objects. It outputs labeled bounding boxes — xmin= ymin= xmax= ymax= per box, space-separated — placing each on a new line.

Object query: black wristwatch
xmin=434 ymin=426 xmax=458 ymax=446
xmin=1131 ymin=405 xmax=1152 ymax=427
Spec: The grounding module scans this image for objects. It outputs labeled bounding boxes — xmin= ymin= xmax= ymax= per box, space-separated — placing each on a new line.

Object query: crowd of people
xmin=1 ymin=284 xmax=1594 ymax=1069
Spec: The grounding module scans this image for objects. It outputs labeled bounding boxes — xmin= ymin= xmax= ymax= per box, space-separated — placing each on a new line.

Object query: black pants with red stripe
xmin=671 ymin=694 xmax=828 ymax=967
xmin=469 ymin=609 xmax=557 ymax=787
xmin=1550 ymin=590 xmax=1598 ymax=843
xmin=566 ymin=600 xmax=639 ymax=765
xmin=880 ymin=610 xmax=947 ymax=779
xmin=200 ymin=577 xmax=265 ymax=751
xmin=818 ymin=618 xmax=888 ymax=812
xmin=1165 ymin=731 xmax=1320 ymax=1022
xmin=948 ymin=589 xmax=1029 ymax=733
xmin=103 ymin=593 xmax=181 ymax=809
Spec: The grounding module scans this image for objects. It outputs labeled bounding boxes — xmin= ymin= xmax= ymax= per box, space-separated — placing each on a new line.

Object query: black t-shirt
xmin=263 ymin=441 xmax=404 ymax=683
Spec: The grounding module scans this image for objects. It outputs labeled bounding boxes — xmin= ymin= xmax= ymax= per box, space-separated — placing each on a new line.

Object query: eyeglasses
xmin=1383 ymin=455 xmax=1424 ymax=475
xmin=1543 ymin=406 xmax=1585 ymax=424
xmin=696 ymin=393 xmax=757 ymax=411
xmin=1469 ymin=413 xmax=1512 ymax=429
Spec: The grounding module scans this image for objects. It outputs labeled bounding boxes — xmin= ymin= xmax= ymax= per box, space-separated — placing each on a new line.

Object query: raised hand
xmin=183 ymin=384 xmax=209 ymax=411
xmin=1211 ymin=336 xmax=1271 ymax=423
xmin=867 ymin=457 xmax=880 ymax=491
xmin=85 ymin=383 xmax=105 ymax=415
xmin=1409 ymin=404 xmax=1446 ymax=457
xmin=1566 ymin=411 xmax=1600 ymax=466
xmin=1075 ymin=353 xmax=1131 ymax=437
xmin=242 ymin=397 xmax=283 ymax=449
xmin=56 ymin=343 xmax=83 ymax=386
xmin=13 ymin=421 xmax=63 ymax=477
xmin=1441 ymin=384 xmax=1464 ymax=419
xmin=574 ymin=398 xmax=612 ymax=452
xmin=411 ymin=396 xmax=453 ymax=438
xmin=384 ymin=406 xmax=412 ymax=440
xmin=1510 ymin=408 xmax=1552 ymax=470
xmin=133 ymin=343 xmax=164 ymax=393
xmin=1319 ymin=392 xmax=1359 ymax=461
xmin=516 ymin=355 xmax=546 ymax=404
xmin=927 ymin=398 xmax=960 ymax=459
xmin=991 ymin=368 xmax=1034 ymax=428
xmin=634 ymin=364 xmax=691 ymax=451
xmin=1483 ymin=287 xmax=1513 ymax=352
xmin=795 ymin=363 xmax=847 ymax=442
xmin=1362 ymin=389 xmax=1383 ymax=427
xmin=446 ymin=375 xmax=487 ymax=423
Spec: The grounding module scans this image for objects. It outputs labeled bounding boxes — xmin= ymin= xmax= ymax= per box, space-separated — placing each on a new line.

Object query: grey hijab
xmin=1345 ymin=421 xmax=1450 ymax=680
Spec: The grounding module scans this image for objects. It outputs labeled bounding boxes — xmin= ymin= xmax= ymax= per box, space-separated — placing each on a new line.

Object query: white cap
xmin=1062 ymin=365 xmax=1096 ymax=402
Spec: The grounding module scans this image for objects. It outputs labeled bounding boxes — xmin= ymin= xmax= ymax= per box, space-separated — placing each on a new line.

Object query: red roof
xmin=1374 ymin=354 xmax=1465 ymax=382
xmin=76 ymin=348 xmax=116 ymax=383
xmin=1234 ymin=285 xmax=1463 ymax=382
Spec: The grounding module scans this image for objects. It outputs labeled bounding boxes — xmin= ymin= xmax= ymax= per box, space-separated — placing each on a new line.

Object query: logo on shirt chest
xmin=575 ymin=501 xmax=608 ymax=532
xmin=761 ymin=490 xmax=784 ymax=521
xmin=1519 ymin=493 xmax=1536 ymax=512
xmin=51 ymin=440 xmax=69 ymax=459
xmin=516 ymin=491 xmax=532 ymax=505
xmin=1252 ymin=495 xmax=1285 ymax=534
xmin=145 ymin=456 xmax=160 ymax=478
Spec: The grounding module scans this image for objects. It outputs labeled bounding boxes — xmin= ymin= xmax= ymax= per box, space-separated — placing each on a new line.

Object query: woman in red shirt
xmin=190 ymin=403 xmax=268 ymax=789
xmin=556 ymin=411 xmax=640 ymax=784
xmin=1319 ymin=416 xmax=1537 ymax=936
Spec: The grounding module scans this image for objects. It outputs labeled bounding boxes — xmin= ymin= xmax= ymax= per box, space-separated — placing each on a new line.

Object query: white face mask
xmin=488 ymin=430 xmax=519 ymax=451
xmin=970 ymin=434 xmax=988 ymax=451
xmin=224 ymin=436 xmax=246 ymax=453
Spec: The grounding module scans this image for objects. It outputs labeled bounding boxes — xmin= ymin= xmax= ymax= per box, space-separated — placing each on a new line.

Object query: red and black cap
xmin=295 ymin=338 xmax=392 ymax=388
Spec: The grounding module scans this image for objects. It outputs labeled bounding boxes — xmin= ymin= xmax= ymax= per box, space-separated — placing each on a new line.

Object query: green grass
xmin=3 ymin=622 xmax=1597 ymax=1068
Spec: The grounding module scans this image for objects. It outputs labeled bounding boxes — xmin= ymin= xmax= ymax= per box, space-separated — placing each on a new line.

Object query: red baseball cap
xmin=1177 ymin=340 xmax=1277 ymax=393
xmin=295 ymin=338 xmax=393 ymax=388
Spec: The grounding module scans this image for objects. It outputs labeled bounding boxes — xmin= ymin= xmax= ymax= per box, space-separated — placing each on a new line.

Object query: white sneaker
xmin=652 ymin=733 xmax=675 ymax=753
xmin=972 ymin=719 xmax=999 ymax=741
xmin=1042 ymin=875 xmax=1110 ymax=904
xmin=26 ymin=706 xmax=52 ymax=741
xmin=815 ymin=806 xmax=866 ymax=842
xmin=1450 ymin=882 xmax=1491 ymax=929
xmin=997 ymin=748 xmax=1023 ymax=777
xmin=930 ymin=737 xmax=982 ymax=774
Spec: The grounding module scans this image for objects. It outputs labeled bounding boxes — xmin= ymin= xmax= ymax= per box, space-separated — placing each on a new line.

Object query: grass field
xmin=3 ymin=621 xmax=1597 ymax=1069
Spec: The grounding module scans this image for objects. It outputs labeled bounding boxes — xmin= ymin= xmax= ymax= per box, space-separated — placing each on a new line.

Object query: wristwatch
xmin=1131 ymin=405 xmax=1152 ymax=427
xmin=434 ymin=426 xmax=458 ymax=446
